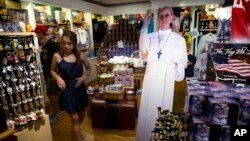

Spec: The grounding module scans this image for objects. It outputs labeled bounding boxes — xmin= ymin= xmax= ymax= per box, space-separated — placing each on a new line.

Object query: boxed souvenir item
xmin=186 ymin=89 xmax=212 ymax=115
xmin=239 ymin=95 xmax=250 ymax=123
xmin=208 ymin=98 xmax=239 ymax=126
xmin=221 ymin=126 xmax=230 ymax=141
xmin=187 ymin=116 xmax=210 ymax=141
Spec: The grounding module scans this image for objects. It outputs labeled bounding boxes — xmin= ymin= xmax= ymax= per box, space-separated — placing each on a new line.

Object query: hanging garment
xmin=214 ymin=6 xmax=232 ymax=43
xmin=243 ymin=0 xmax=250 ymax=30
xmin=231 ymin=0 xmax=250 ymax=43
xmin=76 ymin=28 xmax=88 ymax=49
xmin=195 ymin=33 xmax=216 ymax=58
xmin=194 ymin=52 xmax=208 ymax=80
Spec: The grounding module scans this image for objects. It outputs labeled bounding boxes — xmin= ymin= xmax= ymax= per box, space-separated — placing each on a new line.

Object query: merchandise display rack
xmin=0 ymin=32 xmax=46 ymax=132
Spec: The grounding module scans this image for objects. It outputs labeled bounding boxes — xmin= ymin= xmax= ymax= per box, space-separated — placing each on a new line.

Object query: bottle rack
xmin=0 ymin=32 xmax=45 ymax=130
xmin=99 ymin=19 xmax=140 ymax=61
xmin=150 ymin=107 xmax=188 ymax=140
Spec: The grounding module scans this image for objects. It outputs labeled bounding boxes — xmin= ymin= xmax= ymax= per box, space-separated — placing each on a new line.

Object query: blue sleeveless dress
xmin=58 ymin=58 xmax=88 ymax=114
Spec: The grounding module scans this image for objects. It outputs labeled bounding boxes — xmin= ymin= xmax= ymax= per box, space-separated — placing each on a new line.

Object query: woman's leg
xmin=78 ymin=108 xmax=86 ymax=125
xmin=69 ymin=113 xmax=82 ymax=141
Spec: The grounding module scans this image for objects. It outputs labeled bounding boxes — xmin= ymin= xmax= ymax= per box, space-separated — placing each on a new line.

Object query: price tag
xmin=18 ymin=115 xmax=27 ymax=125
xmin=30 ymin=112 xmax=37 ymax=120
xmin=7 ymin=119 xmax=15 ymax=129
xmin=40 ymin=108 xmax=45 ymax=115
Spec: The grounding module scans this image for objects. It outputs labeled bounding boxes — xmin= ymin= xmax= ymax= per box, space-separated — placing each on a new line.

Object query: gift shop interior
xmin=0 ymin=0 xmax=250 ymax=141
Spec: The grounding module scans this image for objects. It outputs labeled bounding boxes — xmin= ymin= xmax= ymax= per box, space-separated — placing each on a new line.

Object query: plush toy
xmin=200 ymin=10 xmax=208 ymax=20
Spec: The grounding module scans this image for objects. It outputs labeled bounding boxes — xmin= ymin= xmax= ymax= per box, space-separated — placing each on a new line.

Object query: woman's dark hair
xmin=60 ymin=30 xmax=82 ymax=65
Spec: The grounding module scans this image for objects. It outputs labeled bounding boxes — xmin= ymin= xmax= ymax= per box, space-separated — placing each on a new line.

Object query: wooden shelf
xmin=36 ymin=24 xmax=57 ymax=27
xmin=0 ymin=129 xmax=15 ymax=140
xmin=73 ymin=22 xmax=84 ymax=24
xmin=199 ymin=29 xmax=217 ymax=32
xmin=179 ymin=32 xmax=190 ymax=36
xmin=58 ymin=23 xmax=69 ymax=25
xmin=124 ymin=87 xmax=134 ymax=90
xmin=0 ymin=32 xmax=36 ymax=36
xmin=200 ymin=19 xmax=217 ymax=21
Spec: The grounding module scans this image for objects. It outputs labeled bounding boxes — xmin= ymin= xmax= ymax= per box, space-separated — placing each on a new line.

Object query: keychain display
xmin=0 ymin=35 xmax=45 ymax=129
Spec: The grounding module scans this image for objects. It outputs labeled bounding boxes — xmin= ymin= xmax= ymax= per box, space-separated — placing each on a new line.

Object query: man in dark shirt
xmin=35 ymin=25 xmax=62 ymax=124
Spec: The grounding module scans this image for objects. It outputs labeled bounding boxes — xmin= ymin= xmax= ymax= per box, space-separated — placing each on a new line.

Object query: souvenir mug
xmin=12 ymin=39 xmax=18 ymax=51
xmin=28 ymin=38 xmax=34 ymax=49
xmin=6 ymin=52 xmax=15 ymax=63
xmin=17 ymin=39 xmax=24 ymax=50
xmin=19 ymin=51 xmax=26 ymax=62
xmin=4 ymin=39 xmax=11 ymax=51
xmin=12 ymin=51 xmax=19 ymax=63
xmin=23 ymin=38 xmax=29 ymax=50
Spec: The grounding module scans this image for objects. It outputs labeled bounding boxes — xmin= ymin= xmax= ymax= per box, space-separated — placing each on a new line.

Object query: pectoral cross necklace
xmin=157 ymin=50 xmax=162 ymax=59
xmin=157 ymin=31 xmax=171 ymax=59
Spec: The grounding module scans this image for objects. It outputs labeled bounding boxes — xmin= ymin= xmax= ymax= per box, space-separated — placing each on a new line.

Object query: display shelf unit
xmin=99 ymin=19 xmax=140 ymax=61
xmin=7 ymin=8 xmax=29 ymax=24
xmin=199 ymin=19 xmax=218 ymax=34
xmin=0 ymin=32 xmax=45 ymax=131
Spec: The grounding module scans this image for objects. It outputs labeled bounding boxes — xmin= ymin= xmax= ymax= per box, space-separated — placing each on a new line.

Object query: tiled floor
xmin=47 ymin=80 xmax=186 ymax=141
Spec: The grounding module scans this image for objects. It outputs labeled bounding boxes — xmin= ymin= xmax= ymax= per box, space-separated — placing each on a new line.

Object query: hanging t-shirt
xmin=180 ymin=16 xmax=192 ymax=32
xmin=76 ymin=28 xmax=88 ymax=49
xmin=195 ymin=33 xmax=216 ymax=58
xmin=194 ymin=52 xmax=208 ymax=80
xmin=214 ymin=6 xmax=232 ymax=43
xmin=244 ymin=0 xmax=250 ymax=30
xmin=231 ymin=0 xmax=250 ymax=43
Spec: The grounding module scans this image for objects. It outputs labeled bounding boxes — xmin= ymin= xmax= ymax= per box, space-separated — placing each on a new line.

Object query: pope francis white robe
xmin=136 ymin=28 xmax=187 ymax=141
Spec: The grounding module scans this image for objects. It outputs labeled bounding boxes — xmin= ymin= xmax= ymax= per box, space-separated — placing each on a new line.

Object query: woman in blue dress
xmin=50 ymin=30 xmax=91 ymax=141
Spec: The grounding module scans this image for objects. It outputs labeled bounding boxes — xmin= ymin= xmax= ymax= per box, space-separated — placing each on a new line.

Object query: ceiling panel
xmin=82 ymin=0 xmax=151 ymax=7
